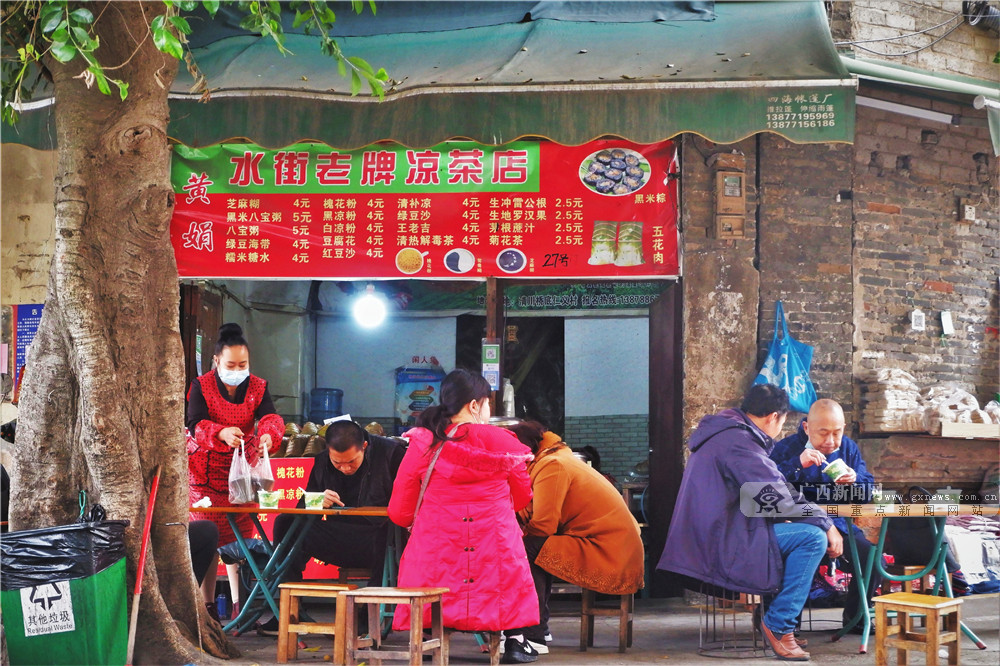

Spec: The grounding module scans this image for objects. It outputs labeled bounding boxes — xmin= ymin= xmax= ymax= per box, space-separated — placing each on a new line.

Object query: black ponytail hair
xmin=215 ymin=323 xmax=249 ymax=355
xmin=505 ymin=419 xmax=546 ymax=455
xmin=417 ymin=368 xmax=491 ymax=445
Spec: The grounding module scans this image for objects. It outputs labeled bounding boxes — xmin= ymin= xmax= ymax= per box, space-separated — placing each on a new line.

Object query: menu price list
xmin=174 ymin=192 xmax=677 ymax=279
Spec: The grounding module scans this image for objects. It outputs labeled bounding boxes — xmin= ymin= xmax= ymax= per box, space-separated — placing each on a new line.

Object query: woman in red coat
xmin=389 ymin=369 xmax=540 ymax=663
xmin=186 ymin=323 xmax=283 ymax=615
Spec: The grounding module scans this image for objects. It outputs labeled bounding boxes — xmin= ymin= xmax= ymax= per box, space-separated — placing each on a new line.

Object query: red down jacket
xmin=389 ymin=423 xmax=539 ymax=632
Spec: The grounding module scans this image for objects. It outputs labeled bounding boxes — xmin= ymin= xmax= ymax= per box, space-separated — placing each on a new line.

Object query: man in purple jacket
xmin=658 ymin=384 xmax=843 ymax=662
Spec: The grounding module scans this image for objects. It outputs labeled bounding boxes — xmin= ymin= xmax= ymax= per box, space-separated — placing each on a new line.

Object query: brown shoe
xmin=752 ymin=607 xmax=807 ymax=647
xmin=760 ymin=621 xmax=810 ymax=661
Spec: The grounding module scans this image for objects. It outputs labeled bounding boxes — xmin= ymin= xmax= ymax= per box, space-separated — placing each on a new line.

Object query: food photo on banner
xmin=170 ymin=140 xmax=679 ymax=280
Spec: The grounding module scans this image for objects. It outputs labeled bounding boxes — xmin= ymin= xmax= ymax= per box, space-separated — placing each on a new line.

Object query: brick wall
xmin=756 ymin=135 xmax=855 ymax=419
xmin=851 ymin=85 xmax=999 ymax=405
xmin=835 ymin=1 xmax=998 ymax=82
xmin=564 ymin=414 xmax=648 ymax=481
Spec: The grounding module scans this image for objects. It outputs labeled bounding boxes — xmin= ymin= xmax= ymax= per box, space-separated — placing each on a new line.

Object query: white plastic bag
xmin=228 ymin=440 xmax=255 ymax=504
xmin=250 ymin=437 xmax=274 ymax=492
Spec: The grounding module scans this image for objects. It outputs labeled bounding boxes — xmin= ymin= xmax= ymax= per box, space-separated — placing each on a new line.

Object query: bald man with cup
xmin=771 ymin=399 xmax=881 ymax=635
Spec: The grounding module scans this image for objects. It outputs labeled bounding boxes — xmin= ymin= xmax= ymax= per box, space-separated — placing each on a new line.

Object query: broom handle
xmin=126 ymin=464 xmax=161 ymax=665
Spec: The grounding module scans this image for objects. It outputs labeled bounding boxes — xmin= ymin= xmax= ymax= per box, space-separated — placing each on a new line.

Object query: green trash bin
xmin=1 ymin=520 xmax=129 ymax=666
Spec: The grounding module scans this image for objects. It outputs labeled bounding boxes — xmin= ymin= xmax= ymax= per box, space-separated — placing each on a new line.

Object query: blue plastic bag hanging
xmin=753 ymin=301 xmax=818 ymax=413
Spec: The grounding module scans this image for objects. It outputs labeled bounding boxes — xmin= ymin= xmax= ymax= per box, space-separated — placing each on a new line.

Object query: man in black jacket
xmin=277 ymin=419 xmax=404 ymax=585
xmin=258 ymin=420 xmax=405 ymax=634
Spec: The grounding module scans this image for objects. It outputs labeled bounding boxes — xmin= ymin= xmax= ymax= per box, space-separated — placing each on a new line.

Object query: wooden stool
xmin=276 ymin=582 xmax=358 ymax=664
xmin=580 ymin=589 xmax=633 ymax=653
xmin=332 ymin=567 xmax=373 ymax=583
xmin=874 ymin=592 xmax=962 ymax=665
xmin=343 ymin=587 xmax=449 ymax=665
xmin=881 ymin=564 xmax=947 ymax=595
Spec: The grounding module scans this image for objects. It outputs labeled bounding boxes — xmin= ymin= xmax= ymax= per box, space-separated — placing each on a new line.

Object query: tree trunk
xmin=9 ymin=2 xmax=236 ymax=662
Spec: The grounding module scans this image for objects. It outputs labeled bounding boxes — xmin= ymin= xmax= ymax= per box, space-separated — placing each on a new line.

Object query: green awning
xmin=6 ymin=1 xmax=855 ymax=149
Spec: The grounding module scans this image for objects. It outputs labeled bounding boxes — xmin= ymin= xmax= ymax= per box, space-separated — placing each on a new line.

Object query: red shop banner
xmin=171 ymin=140 xmax=678 ymax=279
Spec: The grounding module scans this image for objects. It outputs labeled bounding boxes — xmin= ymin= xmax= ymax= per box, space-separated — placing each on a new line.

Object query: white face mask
xmin=218 ymin=367 xmax=250 ymax=386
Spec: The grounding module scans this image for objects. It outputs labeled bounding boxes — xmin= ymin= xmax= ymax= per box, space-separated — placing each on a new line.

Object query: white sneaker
xmin=498 ymin=633 xmax=548 ymax=655
xmin=527 ymin=639 xmax=549 ymax=655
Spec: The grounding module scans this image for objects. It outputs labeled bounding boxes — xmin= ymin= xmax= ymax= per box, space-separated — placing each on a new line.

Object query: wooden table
xmin=813 ymin=503 xmax=998 ymax=654
xmin=191 ymin=505 xmax=390 ymax=635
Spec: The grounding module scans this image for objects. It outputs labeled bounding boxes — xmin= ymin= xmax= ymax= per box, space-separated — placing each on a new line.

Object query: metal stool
xmin=874 ymin=592 xmax=962 ymax=665
xmin=580 ymin=589 xmax=634 ymax=652
xmin=687 ymin=579 xmax=768 ymax=659
xmin=342 ymin=587 xmax=449 ymax=665
xmin=276 ymin=582 xmax=357 ymax=664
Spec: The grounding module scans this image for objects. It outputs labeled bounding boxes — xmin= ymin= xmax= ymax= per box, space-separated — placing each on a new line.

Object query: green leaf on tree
xmin=69 ymin=8 xmax=94 ymax=24
xmin=41 ymin=12 xmax=65 ymax=35
xmin=71 ymin=27 xmax=95 ymax=50
xmin=91 ymin=66 xmax=111 ymax=95
xmin=153 ymin=26 xmax=184 ymax=59
xmin=202 ymin=0 xmax=221 ymax=17
xmin=346 ymin=56 xmax=373 ymax=75
xmin=169 ymin=16 xmax=193 ymax=34
xmin=49 ymin=41 xmax=77 ymax=63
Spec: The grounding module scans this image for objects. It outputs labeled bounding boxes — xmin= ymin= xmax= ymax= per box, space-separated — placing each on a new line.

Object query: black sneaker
xmin=257 ymin=616 xmax=280 ymax=636
xmin=501 ymin=636 xmax=539 ymax=664
xmin=204 ymin=602 xmax=221 ymax=624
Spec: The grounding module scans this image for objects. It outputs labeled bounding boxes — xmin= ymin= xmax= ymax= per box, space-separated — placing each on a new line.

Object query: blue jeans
xmin=763 ymin=522 xmax=827 ymax=635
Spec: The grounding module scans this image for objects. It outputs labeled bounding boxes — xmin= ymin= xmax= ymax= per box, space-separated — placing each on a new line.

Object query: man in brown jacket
xmin=506 ymin=421 xmax=645 ymax=653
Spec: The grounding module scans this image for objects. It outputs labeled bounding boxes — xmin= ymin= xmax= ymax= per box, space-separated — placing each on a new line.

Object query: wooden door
xmin=647 ymin=279 xmax=685 ymax=596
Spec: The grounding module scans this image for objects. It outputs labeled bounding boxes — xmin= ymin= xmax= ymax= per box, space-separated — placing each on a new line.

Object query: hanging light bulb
xmin=353 ymin=284 xmax=387 ymax=328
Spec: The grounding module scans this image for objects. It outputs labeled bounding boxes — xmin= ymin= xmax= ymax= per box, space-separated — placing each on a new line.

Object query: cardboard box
xmin=940 ymin=421 xmax=1000 ymax=439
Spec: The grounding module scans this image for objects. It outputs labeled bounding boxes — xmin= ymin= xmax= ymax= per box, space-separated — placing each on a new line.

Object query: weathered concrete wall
xmin=1 ymin=145 xmax=56 ymax=305
xmin=833 ymin=1 xmax=999 ymax=81
xmin=851 ymin=85 xmax=999 ymax=406
xmin=680 ymin=136 xmax=760 ymax=436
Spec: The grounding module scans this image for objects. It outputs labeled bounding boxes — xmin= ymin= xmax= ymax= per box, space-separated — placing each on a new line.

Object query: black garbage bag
xmin=0 ymin=520 xmax=129 ymax=591
xmin=1 ymin=520 xmax=130 ymax=666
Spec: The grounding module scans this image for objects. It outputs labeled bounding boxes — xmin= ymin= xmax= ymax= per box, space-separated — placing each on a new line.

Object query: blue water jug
xmin=310 ymin=388 xmax=344 ymax=423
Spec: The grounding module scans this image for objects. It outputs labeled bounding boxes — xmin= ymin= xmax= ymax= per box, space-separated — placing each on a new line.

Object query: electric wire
xmin=834 ymin=12 xmax=963 ymax=45
xmin=834 ymin=11 xmax=968 ymax=57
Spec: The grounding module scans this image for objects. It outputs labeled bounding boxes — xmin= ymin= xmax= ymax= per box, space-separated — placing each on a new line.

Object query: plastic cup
xmin=822 ymin=458 xmax=849 ymax=482
xmin=257 ymin=489 xmax=280 ymax=509
xmin=304 ymin=491 xmax=325 ymax=510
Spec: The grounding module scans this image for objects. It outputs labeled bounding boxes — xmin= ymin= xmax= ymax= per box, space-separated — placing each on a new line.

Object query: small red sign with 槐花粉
xmin=171 ymin=140 xmax=678 ymax=279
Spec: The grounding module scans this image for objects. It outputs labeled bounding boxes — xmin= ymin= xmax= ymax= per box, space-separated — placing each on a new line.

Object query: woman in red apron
xmin=187 ymin=322 xmax=283 ymax=618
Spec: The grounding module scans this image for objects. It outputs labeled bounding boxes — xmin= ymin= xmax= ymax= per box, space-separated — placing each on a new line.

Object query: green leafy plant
xmin=1 ymin=0 xmax=389 ymax=125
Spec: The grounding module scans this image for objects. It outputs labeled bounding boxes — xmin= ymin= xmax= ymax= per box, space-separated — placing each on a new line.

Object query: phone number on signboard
xmin=766 ymin=120 xmax=837 ymax=129
xmin=766 ymin=112 xmax=837 ymax=129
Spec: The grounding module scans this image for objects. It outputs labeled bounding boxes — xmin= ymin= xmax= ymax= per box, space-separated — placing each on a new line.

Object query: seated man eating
xmin=258 ymin=419 xmax=404 ymax=634
xmin=770 ymin=398 xmax=881 ymax=634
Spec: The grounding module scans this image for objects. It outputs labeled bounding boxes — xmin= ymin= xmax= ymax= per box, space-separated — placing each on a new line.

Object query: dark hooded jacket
xmin=771 ymin=419 xmax=874 ymax=536
xmin=657 ymin=409 xmax=833 ymax=595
